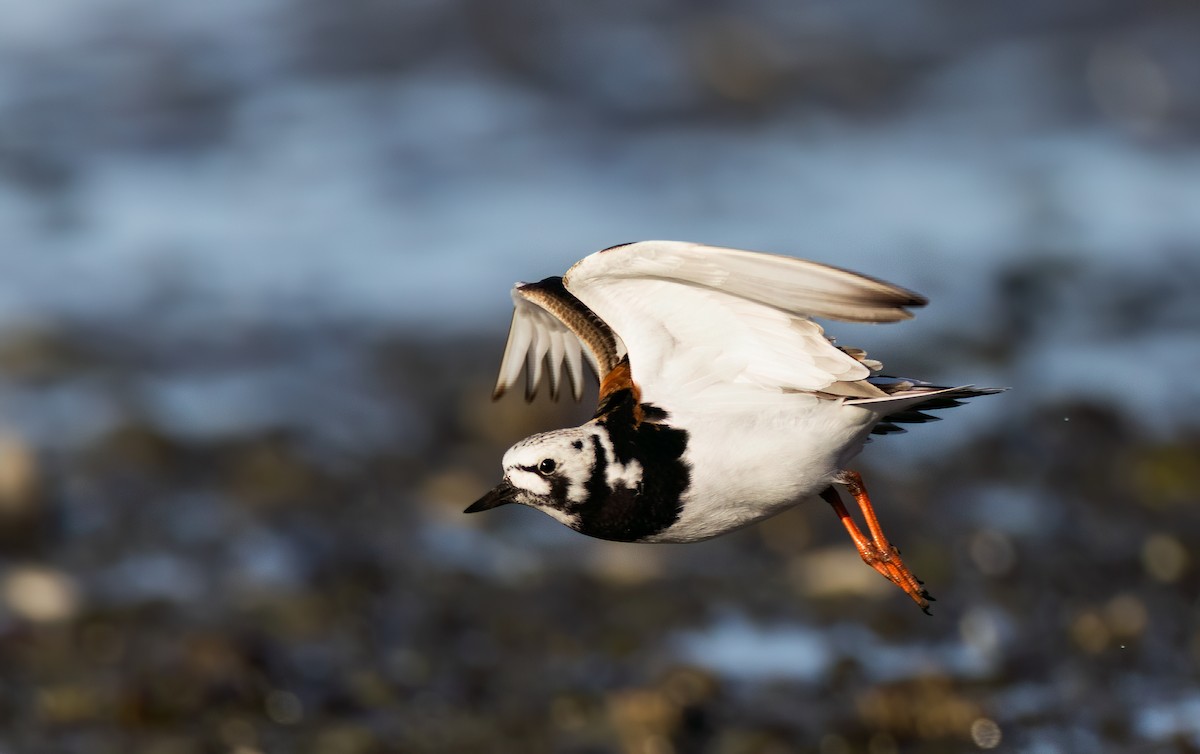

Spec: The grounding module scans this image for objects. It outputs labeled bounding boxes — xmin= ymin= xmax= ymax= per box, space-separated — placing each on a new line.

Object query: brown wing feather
xmin=517 ymin=277 xmax=621 ymax=377
xmin=492 ymin=277 xmax=624 ymax=403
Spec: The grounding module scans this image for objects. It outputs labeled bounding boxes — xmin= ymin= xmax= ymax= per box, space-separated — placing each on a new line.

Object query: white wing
xmin=563 ymin=241 xmax=927 ymax=406
xmin=493 ymin=277 xmax=626 ymax=401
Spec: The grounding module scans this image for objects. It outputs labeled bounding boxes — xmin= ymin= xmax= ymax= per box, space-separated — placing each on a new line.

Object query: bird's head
xmin=465 ymin=427 xmax=602 ymax=528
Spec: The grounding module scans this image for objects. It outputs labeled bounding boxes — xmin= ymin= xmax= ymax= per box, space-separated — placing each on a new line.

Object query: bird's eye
xmin=538 ymin=459 xmax=557 ymax=474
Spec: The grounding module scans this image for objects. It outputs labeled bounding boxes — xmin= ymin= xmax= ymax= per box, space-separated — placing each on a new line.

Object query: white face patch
xmin=508 ymin=468 xmax=550 ymax=497
xmin=501 ymin=427 xmax=601 ymax=512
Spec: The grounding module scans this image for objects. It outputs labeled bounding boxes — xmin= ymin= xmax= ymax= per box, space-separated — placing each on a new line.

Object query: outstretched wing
xmin=492 ymin=276 xmax=626 ymax=402
xmin=563 ymin=241 xmax=927 ymax=407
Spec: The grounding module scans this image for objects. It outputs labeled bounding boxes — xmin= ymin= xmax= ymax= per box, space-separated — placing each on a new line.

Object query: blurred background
xmin=1 ymin=1 xmax=1199 ymax=752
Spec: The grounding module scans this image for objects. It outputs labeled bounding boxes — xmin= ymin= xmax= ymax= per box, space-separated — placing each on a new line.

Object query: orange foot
xmin=820 ymin=471 xmax=934 ymax=614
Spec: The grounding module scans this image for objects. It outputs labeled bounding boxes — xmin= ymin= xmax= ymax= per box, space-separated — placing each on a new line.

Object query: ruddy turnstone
xmin=467 ymin=241 xmax=1002 ymax=612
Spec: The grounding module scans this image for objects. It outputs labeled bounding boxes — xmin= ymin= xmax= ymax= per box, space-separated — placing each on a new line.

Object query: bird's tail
xmin=845 ymin=379 xmax=1007 ymax=435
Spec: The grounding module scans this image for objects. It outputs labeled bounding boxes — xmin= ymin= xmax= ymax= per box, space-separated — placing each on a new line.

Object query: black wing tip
xmin=906 ymin=291 xmax=930 ymax=308
xmin=829 ymin=263 xmax=928 ymax=318
xmin=888 ymin=293 xmax=927 ymax=320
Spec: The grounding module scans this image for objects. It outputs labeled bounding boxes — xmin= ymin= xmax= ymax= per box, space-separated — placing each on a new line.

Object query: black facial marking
xmin=570 ymin=390 xmax=690 ymax=542
xmin=585 ymin=434 xmax=609 ymax=505
xmin=571 ymin=440 xmax=583 ymax=450
xmin=520 ymin=462 xmax=568 ymax=500
xmin=547 ymin=469 xmax=570 ymax=501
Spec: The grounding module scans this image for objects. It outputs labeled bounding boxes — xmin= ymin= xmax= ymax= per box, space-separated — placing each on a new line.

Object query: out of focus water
xmin=1 ymin=2 xmax=1198 ymax=753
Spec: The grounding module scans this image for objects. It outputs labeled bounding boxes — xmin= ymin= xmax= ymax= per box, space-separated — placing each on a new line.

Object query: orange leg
xmin=820 ymin=471 xmax=933 ymax=614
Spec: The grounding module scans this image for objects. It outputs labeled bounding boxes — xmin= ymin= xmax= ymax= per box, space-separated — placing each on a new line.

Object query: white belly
xmin=645 ymin=396 xmax=878 ymax=543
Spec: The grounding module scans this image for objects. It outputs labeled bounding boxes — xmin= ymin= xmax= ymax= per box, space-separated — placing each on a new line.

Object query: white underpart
xmin=642 ymin=395 xmax=880 ymax=543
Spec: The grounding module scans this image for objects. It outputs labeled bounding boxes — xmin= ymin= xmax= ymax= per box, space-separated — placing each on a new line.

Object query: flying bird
xmin=467 ymin=241 xmax=1002 ymax=612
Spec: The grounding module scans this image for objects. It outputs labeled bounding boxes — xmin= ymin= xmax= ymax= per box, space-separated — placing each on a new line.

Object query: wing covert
xmin=562 ymin=241 xmax=927 ymax=406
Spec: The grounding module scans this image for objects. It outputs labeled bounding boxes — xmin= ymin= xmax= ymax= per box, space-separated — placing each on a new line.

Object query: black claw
xmin=921 ymin=605 xmax=933 ymax=616
xmin=916 ymin=578 xmax=925 ymax=585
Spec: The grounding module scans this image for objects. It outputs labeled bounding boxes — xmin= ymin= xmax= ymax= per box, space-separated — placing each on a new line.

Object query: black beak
xmin=464 ymin=480 xmax=518 ymax=513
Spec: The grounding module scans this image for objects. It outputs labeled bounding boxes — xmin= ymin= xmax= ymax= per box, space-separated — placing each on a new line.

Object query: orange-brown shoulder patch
xmin=599 ymin=359 xmax=637 ymax=402
xmin=597 ymin=358 xmax=645 ymax=423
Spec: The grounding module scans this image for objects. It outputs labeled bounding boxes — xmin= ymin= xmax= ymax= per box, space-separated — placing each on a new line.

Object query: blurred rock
xmin=1141 ymin=533 xmax=1188 ymax=583
xmin=967 ymin=529 xmax=1016 ymax=577
xmin=0 ymin=432 xmax=47 ymax=551
xmin=1102 ymin=593 xmax=1147 ymax=640
xmin=0 ymin=434 xmax=41 ymax=513
xmin=263 ymin=689 xmax=303 ymax=725
xmin=83 ymin=422 xmax=182 ymax=477
xmin=224 ymin=435 xmax=327 ymax=509
xmin=1 ymin=564 xmax=81 ymax=623
xmin=788 ymin=546 xmax=893 ymax=600
xmin=420 ymin=467 xmax=490 ymax=522
xmin=1069 ymin=609 xmax=1110 ymax=655
xmin=608 ymin=667 xmax=719 ymax=754
xmin=35 ymin=682 xmax=106 ymax=725
xmin=969 ymin=717 xmax=1003 ymax=749
xmin=855 ymin=675 xmax=982 ymax=743
xmin=1133 ymin=440 xmax=1200 ymax=509
xmin=0 ymin=324 xmax=93 ymax=383
xmin=308 ymin=724 xmax=377 ymax=754
xmin=587 ymin=541 xmax=664 ymax=586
